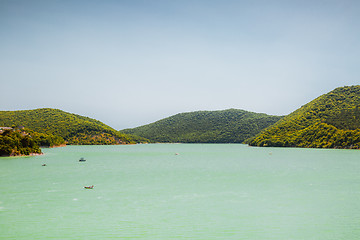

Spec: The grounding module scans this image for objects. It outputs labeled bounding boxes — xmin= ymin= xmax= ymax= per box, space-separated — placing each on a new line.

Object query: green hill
xmin=0 ymin=128 xmax=42 ymax=156
xmin=0 ymin=108 xmax=146 ymax=145
xmin=249 ymin=85 xmax=360 ymax=149
xmin=122 ymin=109 xmax=283 ymax=143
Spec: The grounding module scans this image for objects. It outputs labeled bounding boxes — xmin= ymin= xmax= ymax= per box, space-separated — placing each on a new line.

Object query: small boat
xmin=42 ymin=164 xmax=46 ymax=166
xmin=84 ymin=185 xmax=94 ymax=189
xmin=79 ymin=157 xmax=86 ymax=162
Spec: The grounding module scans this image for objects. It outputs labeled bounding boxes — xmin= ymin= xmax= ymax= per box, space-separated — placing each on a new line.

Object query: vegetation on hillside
xmin=0 ymin=127 xmax=66 ymax=156
xmin=26 ymin=129 xmax=65 ymax=147
xmin=249 ymin=86 xmax=360 ymax=149
xmin=122 ymin=109 xmax=283 ymax=143
xmin=3 ymin=85 xmax=359 ymax=149
xmin=0 ymin=129 xmax=42 ymax=156
xmin=0 ymin=108 xmax=147 ymax=145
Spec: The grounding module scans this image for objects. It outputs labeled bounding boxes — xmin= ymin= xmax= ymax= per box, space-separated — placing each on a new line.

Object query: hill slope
xmin=0 ymin=128 xmax=42 ymax=156
xmin=249 ymin=85 xmax=360 ymax=148
xmin=0 ymin=108 xmax=144 ymax=145
xmin=122 ymin=109 xmax=283 ymax=143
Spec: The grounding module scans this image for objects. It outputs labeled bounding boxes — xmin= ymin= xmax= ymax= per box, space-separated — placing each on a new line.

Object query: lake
xmin=1 ymin=144 xmax=360 ymax=239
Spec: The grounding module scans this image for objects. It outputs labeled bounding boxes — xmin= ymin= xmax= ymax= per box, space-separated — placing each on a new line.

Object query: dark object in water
xmin=84 ymin=185 xmax=94 ymax=189
xmin=42 ymin=164 xmax=46 ymax=166
xmin=79 ymin=157 xmax=86 ymax=162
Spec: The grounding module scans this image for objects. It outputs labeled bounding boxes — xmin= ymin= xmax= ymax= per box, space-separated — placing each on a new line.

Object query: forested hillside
xmin=122 ymin=109 xmax=282 ymax=143
xmin=0 ymin=128 xmax=42 ymax=156
xmin=249 ymin=85 xmax=360 ymax=148
xmin=0 ymin=108 xmax=146 ymax=145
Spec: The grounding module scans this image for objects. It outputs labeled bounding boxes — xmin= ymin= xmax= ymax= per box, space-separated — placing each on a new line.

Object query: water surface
xmin=1 ymin=144 xmax=360 ymax=239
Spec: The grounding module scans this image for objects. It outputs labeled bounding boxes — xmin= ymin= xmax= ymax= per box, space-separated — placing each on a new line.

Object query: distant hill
xmin=122 ymin=109 xmax=283 ymax=143
xmin=249 ymin=85 xmax=360 ymax=149
xmin=0 ymin=108 xmax=146 ymax=145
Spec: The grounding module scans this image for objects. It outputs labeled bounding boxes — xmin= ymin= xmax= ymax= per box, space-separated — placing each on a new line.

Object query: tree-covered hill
xmin=249 ymin=85 xmax=360 ymax=149
xmin=0 ymin=126 xmax=67 ymax=156
xmin=0 ymin=128 xmax=42 ymax=156
xmin=0 ymin=108 xmax=146 ymax=145
xmin=122 ymin=109 xmax=283 ymax=143
xmin=26 ymin=128 xmax=66 ymax=147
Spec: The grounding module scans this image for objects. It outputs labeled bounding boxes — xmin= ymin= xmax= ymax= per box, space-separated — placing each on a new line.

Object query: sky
xmin=1 ymin=0 xmax=360 ymax=129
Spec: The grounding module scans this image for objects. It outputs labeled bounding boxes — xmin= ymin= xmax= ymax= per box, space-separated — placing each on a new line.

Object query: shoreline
xmin=0 ymin=152 xmax=44 ymax=158
xmin=41 ymin=144 xmax=67 ymax=148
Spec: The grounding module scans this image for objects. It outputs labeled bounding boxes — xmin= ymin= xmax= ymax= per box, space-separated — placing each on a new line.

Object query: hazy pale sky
xmin=1 ymin=0 xmax=359 ymax=129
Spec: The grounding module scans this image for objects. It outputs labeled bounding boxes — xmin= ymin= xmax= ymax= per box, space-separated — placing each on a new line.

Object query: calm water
xmin=1 ymin=144 xmax=360 ymax=239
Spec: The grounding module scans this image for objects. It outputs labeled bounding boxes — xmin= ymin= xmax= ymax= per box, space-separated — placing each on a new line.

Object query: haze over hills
xmin=0 ymin=108 xmax=146 ymax=145
xmin=249 ymin=85 xmax=360 ymax=149
xmin=122 ymin=109 xmax=283 ymax=143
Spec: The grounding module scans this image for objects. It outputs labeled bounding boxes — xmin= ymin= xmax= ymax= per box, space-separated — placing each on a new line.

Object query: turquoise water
xmin=1 ymin=144 xmax=360 ymax=239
